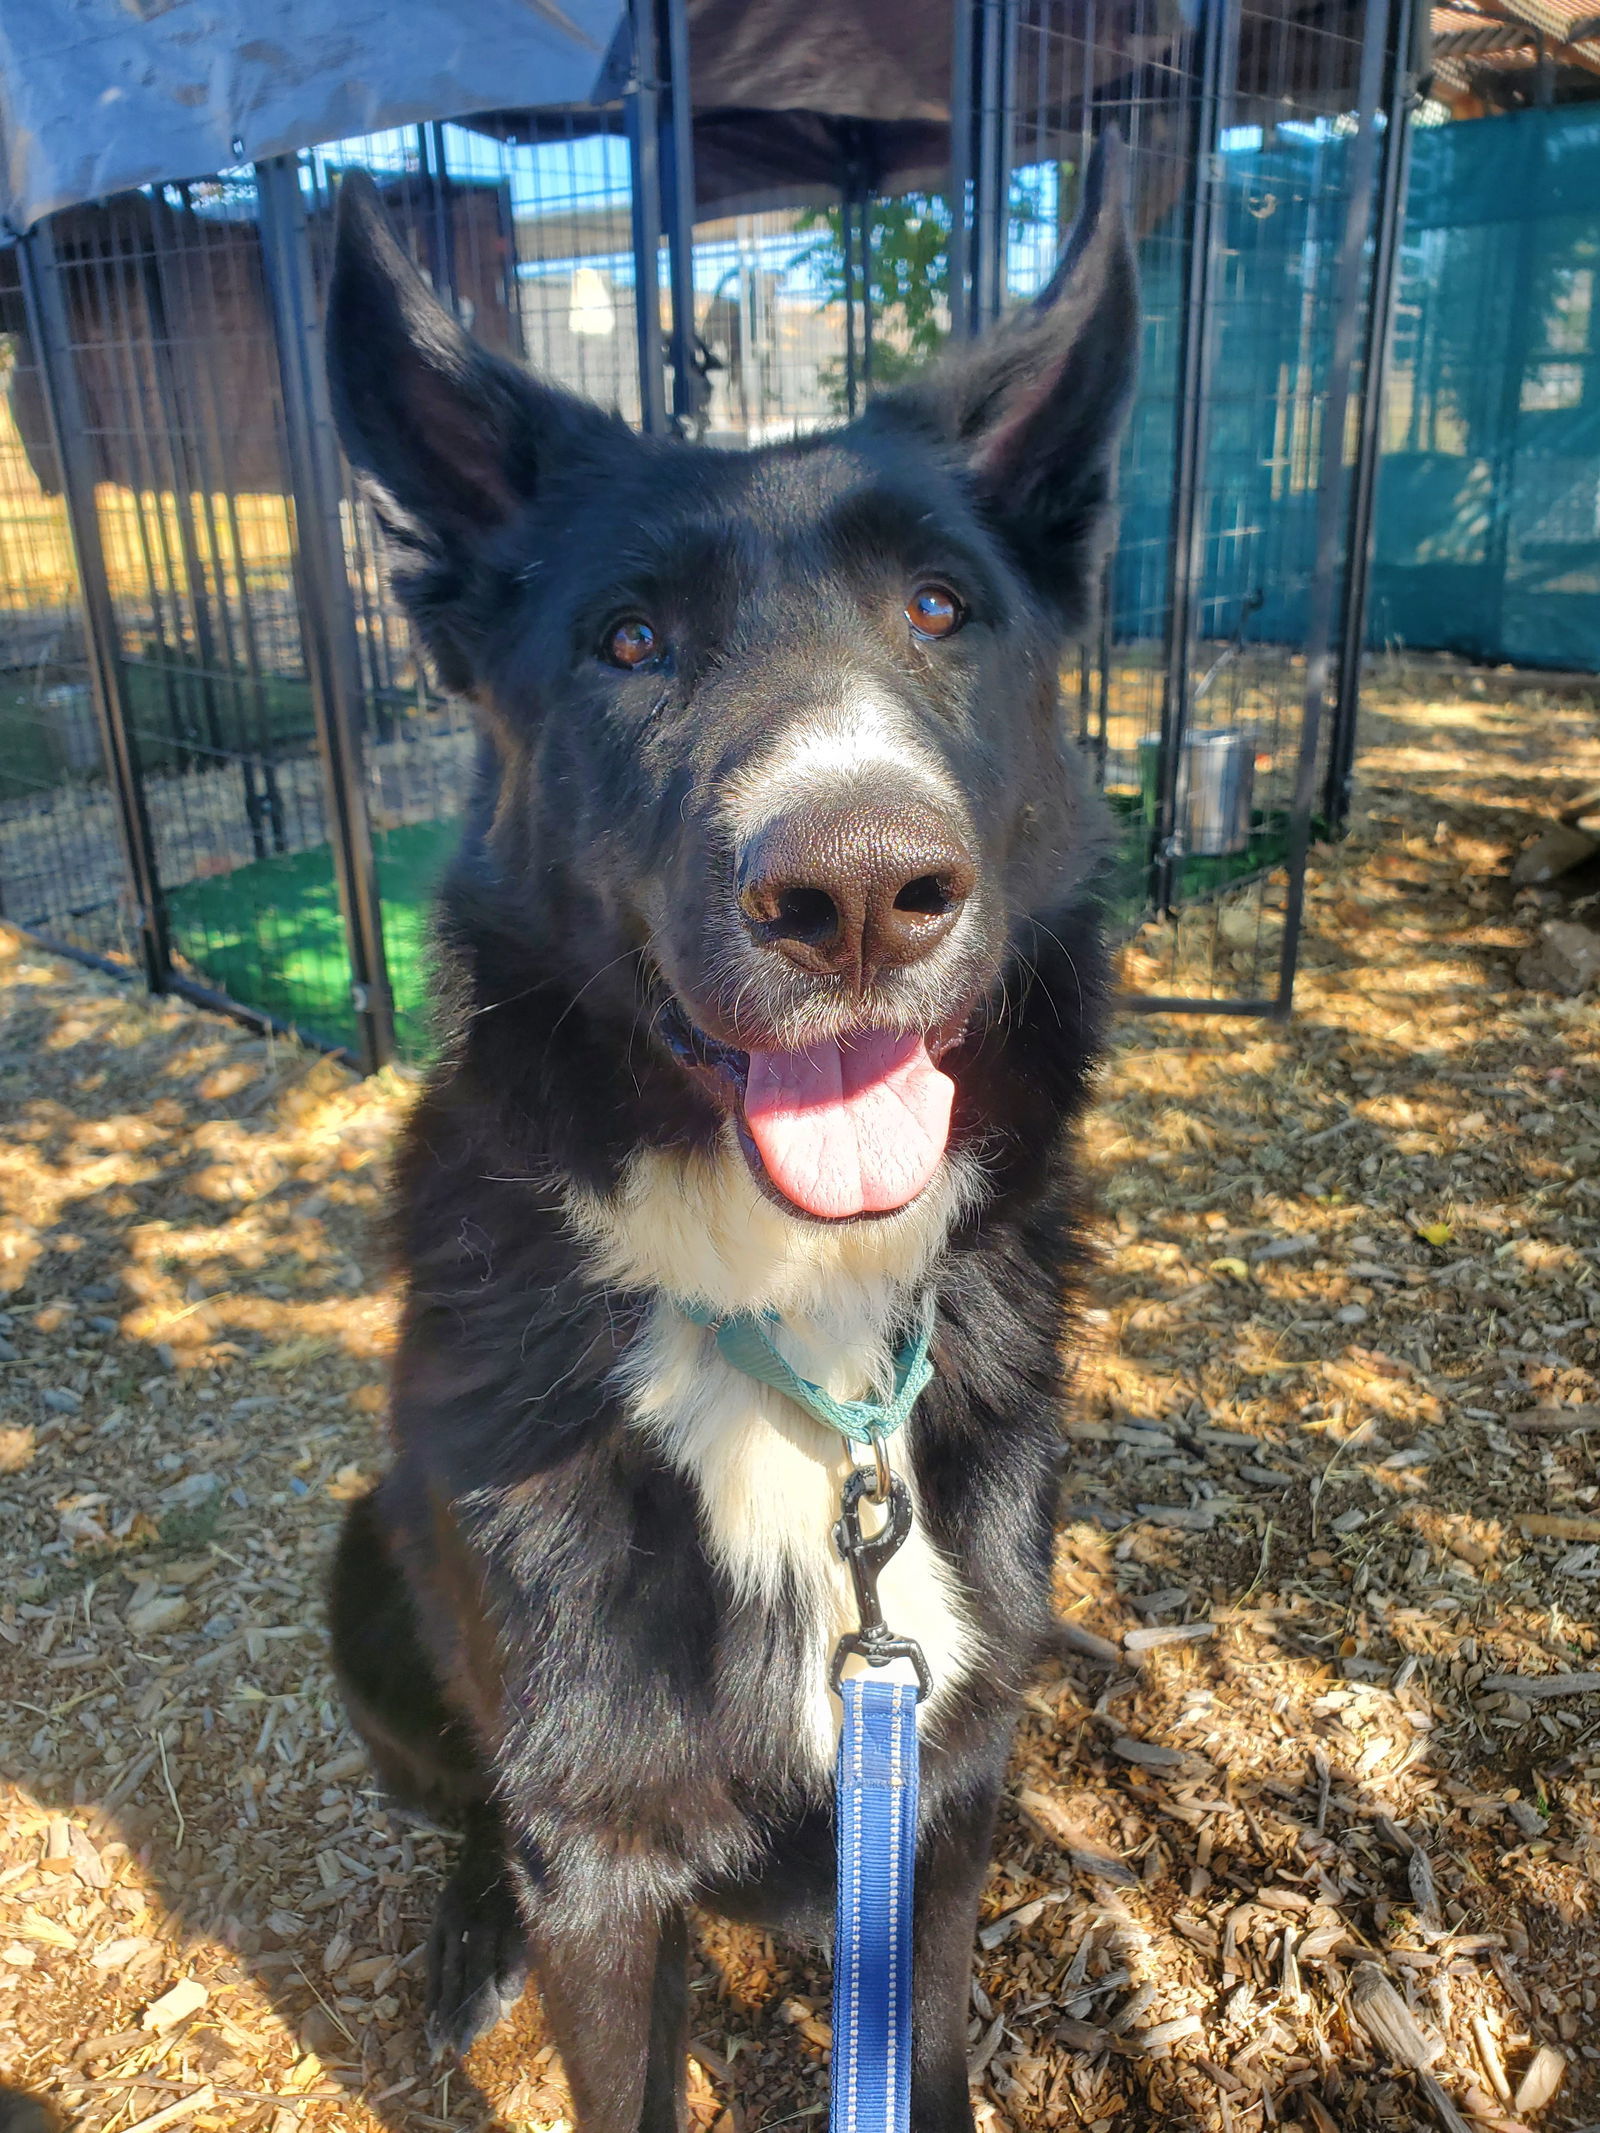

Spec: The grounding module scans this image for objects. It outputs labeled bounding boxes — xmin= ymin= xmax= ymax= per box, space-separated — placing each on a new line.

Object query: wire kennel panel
xmin=295 ymin=109 xmax=644 ymax=1058
xmin=0 ymin=243 xmax=138 ymax=972
xmin=2 ymin=98 xmax=656 ymax=1070
xmin=975 ymin=0 xmax=1413 ymax=1013
xmin=677 ymin=0 xmax=1416 ymax=1015
xmin=11 ymin=181 xmax=376 ymax=1052
xmin=992 ymin=0 xmax=1197 ymax=957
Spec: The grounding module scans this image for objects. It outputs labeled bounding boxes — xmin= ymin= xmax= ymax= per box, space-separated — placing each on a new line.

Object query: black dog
xmin=325 ymin=137 xmax=1136 ymax=2132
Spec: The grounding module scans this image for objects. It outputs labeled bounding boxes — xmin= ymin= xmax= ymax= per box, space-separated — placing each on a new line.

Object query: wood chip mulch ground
xmin=2 ymin=656 xmax=1599 ymax=2133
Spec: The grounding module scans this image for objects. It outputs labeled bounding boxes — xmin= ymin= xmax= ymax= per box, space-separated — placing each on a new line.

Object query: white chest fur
xmin=569 ymin=1141 xmax=981 ymax=1778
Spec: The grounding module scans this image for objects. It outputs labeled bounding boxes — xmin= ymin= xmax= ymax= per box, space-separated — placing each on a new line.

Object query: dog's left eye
xmin=906 ymin=583 xmax=965 ymax=640
xmin=603 ymin=617 xmax=660 ymax=669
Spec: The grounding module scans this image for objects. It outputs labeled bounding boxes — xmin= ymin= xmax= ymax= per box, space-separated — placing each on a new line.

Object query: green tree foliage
xmin=793 ymin=194 xmax=954 ymax=388
xmin=793 ymin=175 xmax=1060 ymax=400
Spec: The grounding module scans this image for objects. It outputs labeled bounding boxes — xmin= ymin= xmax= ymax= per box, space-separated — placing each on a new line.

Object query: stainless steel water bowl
xmin=1140 ymin=729 xmax=1256 ymax=857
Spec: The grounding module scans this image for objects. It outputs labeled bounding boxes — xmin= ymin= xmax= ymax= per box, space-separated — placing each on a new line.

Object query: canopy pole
xmin=968 ymin=0 xmax=1018 ymax=334
xmin=948 ymin=0 xmax=975 ymax=338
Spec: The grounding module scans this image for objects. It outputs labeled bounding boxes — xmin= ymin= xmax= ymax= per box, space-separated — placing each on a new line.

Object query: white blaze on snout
xmin=720 ymin=692 xmax=964 ymax=844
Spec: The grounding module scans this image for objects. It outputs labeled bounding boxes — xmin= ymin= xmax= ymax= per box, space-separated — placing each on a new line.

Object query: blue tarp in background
xmin=1113 ymin=121 xmax=1359 ymax=661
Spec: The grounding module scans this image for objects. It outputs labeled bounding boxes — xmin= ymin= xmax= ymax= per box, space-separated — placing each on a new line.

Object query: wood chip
xmin=0 ymin=1425 xmax=36 ymax=1473
xmin=1053 ymin=1620 xmax=1121 ymax=1669
xmin=1124 ymin=1621 xmax=1216 ymax=1652
xmin=70 ymin=1826 xmax=110 ymax=1887
xmin=121 ymin=2086 xmax=218 ymax=2133
xmin=1508 ymin=1405 xmax=1600 ymax=1432
xmin=1056 ymin=2017 xmax=1113 ymax=2052
xmin=1479 ymin=1672 xmax=1600 ymax=1698
xmin=1016 ymin=1790 xmax=1140 ymax=1885
xmin=1137 ymin=1503 xmax=1222 ymax=1532
xmin=1516 ymin=1515 xmax=1600 ymax=1541
xmin=1513 ymin=2047 xmax=1567 ymax=2116
xmin=1109 ymin=1735 xmax=1186 ymax=1768
xmin=1408 ymin=1847 xmax=1444 ymax=1934
xmin=1346 ymin=1964 xmax=1444 ymax=2069
xmin=142 ymin=1978 xmax=208 ymax=2033
xmin=976 ymin=1892 xmax=1071 ymax=1950
xmin=1346 ymin=1966 xmax=1475 ymax=2133
xmin=1472 ymin=2013 xmax=1512 ymax=2104
xmin=968 ymin=2013 xmax=1006 ymax=2078
xmin=1139 ymin=2012 xmax=1204 ymax=2052
xmin=17 ymin=1910 xmax=75 ymax=1951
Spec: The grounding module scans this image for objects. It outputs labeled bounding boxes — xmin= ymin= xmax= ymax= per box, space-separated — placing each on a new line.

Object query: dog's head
xmin=327 ymin=147 xmax=1137 ymax=1223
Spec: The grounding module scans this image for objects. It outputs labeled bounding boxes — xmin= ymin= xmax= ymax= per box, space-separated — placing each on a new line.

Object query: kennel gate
xmin=0 ymin=0 xmax=1420 ymax=1064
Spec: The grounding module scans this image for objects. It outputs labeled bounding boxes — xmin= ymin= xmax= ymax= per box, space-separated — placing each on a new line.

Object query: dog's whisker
xmin=544 ymin=947 xmax=646 ymax=1043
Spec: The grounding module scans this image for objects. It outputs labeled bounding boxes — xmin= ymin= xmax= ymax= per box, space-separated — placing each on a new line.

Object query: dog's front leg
xmin=910 ymin=1782 xmax=1004 ymax=2133
xmin=530 ymin=1899 xmax=689 ymax=2133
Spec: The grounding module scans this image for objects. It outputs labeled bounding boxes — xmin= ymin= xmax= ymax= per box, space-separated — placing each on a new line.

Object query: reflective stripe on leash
xmin=832 ymin=1674 xmax=920 ymax=2133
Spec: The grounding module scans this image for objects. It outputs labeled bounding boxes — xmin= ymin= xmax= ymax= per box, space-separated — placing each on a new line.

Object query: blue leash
xmin=832 ymin=1675 xmax=921 ymax=2133
xmin=679 ymin=1296 xmax=935 ymax=2133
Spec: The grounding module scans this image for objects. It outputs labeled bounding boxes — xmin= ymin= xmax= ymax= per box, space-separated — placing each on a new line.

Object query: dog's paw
xmin=424 ymin=1872 xmax=530 ymax=2055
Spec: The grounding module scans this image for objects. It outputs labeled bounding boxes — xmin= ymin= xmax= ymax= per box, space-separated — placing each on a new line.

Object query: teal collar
xmin=679 ymin=1290 xmax=936 ymax=1447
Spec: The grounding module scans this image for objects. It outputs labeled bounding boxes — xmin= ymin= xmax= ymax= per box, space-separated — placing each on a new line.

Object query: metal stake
xmin=626 ymin=0 xmax=671 ymax=437
xmin=1323 ymin=0 xmax=1424 ymax=834
xmin=1274 ymin=0 xmax=1396 ymax=1016
xmin=1153 ymin=0 xmax=1240 ymax=922
xmin=659 ymin=0 xmax=700 ymax=437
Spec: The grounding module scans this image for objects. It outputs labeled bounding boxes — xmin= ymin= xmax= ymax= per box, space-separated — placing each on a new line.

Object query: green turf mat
xmin=165 ymin=817 xmax=460 ymax=1056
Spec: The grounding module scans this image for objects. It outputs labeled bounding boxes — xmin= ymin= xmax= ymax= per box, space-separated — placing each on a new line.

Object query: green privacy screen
xmin=1370 ymin=104 xmax=1600 ymax=673
xmin=1108 ymin=104 xmax=1600 ymax=678
xmin=1112 ymin=120 xmax=1363 ymax=661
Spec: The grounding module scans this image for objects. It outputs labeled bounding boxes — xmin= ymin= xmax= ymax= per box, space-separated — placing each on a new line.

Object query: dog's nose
xmin=736 ymin=795 xmax=976 ymax=986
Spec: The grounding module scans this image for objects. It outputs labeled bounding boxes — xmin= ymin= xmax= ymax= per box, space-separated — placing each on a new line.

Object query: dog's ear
xmin=875 ymin=129 xmax=1139 ymax=616
xmin=326 ymin=171 xmax=620 ymax=689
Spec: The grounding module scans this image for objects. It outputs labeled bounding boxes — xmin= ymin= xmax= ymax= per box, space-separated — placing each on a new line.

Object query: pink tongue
xmin=742 ymin=1031 xmax=954 ymax=1220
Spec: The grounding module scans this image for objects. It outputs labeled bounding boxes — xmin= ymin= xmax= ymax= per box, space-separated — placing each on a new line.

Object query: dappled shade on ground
xmin=0 ymin=661 xmax=1598 ymax=2129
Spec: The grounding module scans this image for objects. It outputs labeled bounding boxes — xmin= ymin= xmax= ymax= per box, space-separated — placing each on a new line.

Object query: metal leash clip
xmin=830 ymin=1460 xmax=932 ymax=1700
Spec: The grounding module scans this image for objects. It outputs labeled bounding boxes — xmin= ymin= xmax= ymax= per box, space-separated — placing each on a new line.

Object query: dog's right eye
xmin=603 ymin=617 xmax=660 ymax=669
